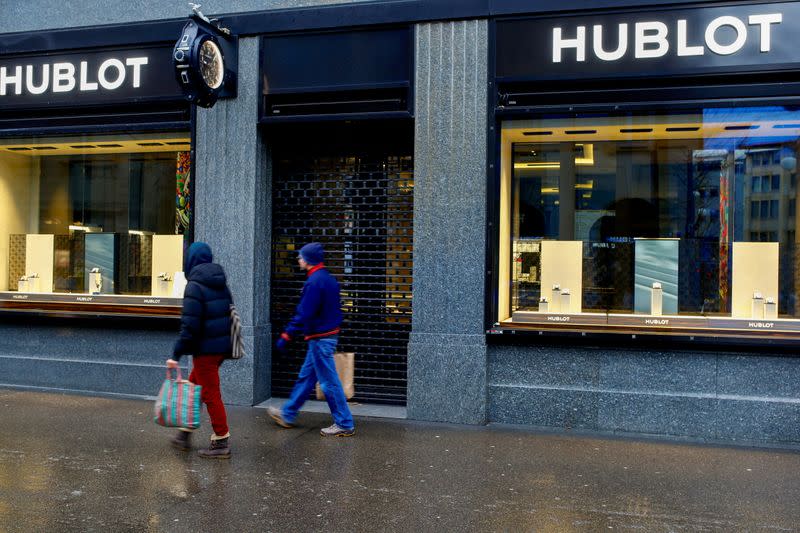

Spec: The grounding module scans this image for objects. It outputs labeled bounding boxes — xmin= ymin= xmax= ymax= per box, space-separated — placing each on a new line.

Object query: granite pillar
xmin=195 ymin=37 xmax=272 ymax=405
xmin=407 ymin=20 xmax=489 ymax=424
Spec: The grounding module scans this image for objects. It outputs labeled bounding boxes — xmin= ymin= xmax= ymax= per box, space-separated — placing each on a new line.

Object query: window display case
xmin=499 ymin=106 xmax=800 ymax=338
xmin=0 ymin=132 xmax=191 ymax=316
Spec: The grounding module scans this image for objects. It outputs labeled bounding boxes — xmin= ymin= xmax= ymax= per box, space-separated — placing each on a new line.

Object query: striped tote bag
xmin=154 ymin=368 xmax=202 ymax=429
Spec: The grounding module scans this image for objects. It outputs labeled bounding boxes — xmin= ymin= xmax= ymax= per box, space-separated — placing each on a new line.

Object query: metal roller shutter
xmin=269 ymin=122 xmax=413 ymax=405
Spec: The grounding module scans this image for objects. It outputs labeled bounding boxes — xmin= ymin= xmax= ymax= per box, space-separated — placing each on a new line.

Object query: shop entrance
xmin=268 ymin=121 xmax=413 ymax=405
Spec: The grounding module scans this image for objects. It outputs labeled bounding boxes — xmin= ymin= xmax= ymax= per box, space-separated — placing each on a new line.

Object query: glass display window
xmin=498 ymin=106 xmax=800 ymax=337
xmin=0 ymin=132 xmax=191 ymax=312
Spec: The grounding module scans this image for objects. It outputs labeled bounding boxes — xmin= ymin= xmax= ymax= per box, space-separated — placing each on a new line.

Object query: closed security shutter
xmin=269 ymin=122 xmax=413 ymax=405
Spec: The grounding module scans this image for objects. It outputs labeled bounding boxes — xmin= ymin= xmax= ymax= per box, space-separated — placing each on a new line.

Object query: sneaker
xmin=267 ymin=406 xmax=294 ymax=428
xmin=320 ymin=424 xmax=355 ymax=437
xmin=198 ymin=436 xmax=230 ymax=459
xmin=170 ymin=430 xmax=192 ymax=451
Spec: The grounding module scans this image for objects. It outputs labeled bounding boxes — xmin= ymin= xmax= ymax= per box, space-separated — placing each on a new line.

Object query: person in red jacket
xmin=268 ymin=242 xmax=355 ymax=437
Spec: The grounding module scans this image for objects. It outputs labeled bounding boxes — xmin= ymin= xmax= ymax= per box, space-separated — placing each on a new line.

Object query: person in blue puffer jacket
xmin=267 ymin=242 xmax=355 ymax=437
xmin=166 ymin=241 xmax=234 ymax=458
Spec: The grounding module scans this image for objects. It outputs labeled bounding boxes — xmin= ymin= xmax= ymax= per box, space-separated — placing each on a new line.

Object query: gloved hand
xmin=275 ymin=337 xmax=289 ymax=352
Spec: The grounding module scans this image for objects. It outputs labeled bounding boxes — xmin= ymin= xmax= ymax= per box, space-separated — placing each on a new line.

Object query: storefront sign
xmin=0 ymin=45 xmax=182 ymax=109
xmin=496 ymin=2 xmax=800 ymax=81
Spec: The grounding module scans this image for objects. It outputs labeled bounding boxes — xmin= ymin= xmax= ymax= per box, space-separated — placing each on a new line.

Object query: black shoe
xmin=198 ymin=437 xmax=230 ymax=459
xmin=170 ymin=430 xmax=192 ymax=451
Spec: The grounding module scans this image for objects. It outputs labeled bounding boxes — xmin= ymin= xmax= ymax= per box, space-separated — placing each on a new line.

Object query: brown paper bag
xmin=316 ymin=352 xmax=355 ymax=400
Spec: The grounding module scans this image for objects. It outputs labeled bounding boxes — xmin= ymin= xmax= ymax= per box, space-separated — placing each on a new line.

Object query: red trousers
xmin=188 ymin=355 xmax=229 ymax=436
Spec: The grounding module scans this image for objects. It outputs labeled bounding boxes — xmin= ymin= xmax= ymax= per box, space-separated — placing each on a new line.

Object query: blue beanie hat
xmin=299 ymin=242 xmax=324 ymax=266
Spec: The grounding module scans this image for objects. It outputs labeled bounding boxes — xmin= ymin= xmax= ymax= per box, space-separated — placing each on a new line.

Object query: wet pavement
xmin=1 ymin=388 xmax=799 ymax=532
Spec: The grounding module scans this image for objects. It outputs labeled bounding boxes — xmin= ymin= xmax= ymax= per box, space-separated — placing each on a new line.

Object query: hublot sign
xmin=0 ymin=44 xmax=183 ymax=110
xmin=496 ymin=2 xmax=800 ymax=81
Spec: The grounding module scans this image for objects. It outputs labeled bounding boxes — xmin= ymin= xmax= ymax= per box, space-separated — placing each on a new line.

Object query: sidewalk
xmin=1 ymin=387 xmax=799 ymax=532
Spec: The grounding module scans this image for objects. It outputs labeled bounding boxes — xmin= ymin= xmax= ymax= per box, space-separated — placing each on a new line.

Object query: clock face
xmin=199 ymin=39 xmax=224 ymax=89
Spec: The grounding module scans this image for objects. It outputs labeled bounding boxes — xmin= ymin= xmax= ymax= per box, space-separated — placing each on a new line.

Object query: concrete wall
xmin=0 ymin=318 xmax=176 ymax=396
xmin=0 ymin=0 xmax=371 ymax=33
xmin=488 ymin=344 xmax=800 ymax=445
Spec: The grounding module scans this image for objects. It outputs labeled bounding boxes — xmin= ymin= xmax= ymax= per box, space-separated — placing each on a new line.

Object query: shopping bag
xmin=153 ymin=367 xmax=202 ymax=429
xmin=316 ymin=352 xmax=355 ymax=400
xmin=230 ymin=304 xmax=245 ymax=359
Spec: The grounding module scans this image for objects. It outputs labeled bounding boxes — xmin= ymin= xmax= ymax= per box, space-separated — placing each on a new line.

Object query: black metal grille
xmin=269 ymin=122 xmax=413 ymax=405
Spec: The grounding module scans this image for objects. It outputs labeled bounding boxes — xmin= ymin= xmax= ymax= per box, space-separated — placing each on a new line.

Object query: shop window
xmin=0 ymin=133 xmax=191 ymax=311
xmin=498 ymin=106 xmax=800 ymax=337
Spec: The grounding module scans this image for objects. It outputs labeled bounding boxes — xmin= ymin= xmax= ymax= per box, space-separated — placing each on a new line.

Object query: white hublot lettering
xmin=125 ymin=57 xmax=148 ymax=88
xmin=593 ymin=23 xmax=628 ymax=61
xmin=98 ymin=58 xmax=126 ymax=90
xmin=79 ymin=61 xmax=98 ymax=91
xmin=52 ymin=62 xmax=76 ymax=93
xmin=25 ymin=65 xmax=49 ymax=94
xmin=553 ymin=26 xmax=586 ymax=63
xmin=635 ymin=21 xmax=669 ymax=58
xmin=705 ymin=16 xmax=747 ymax=55
xmin=748 ymin=13 xmax=782 ymax=52
xmin=677 ymin=19 xmax=704 ymax=56
xmin=0 ymin=65 xmax=23 ymax=95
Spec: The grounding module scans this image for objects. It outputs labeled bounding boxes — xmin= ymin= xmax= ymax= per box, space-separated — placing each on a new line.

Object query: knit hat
xmin=299 ymin=242 xmax=324 ymax=266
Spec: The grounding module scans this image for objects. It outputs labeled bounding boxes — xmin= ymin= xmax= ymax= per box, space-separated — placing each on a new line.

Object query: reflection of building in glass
xmin=742 ymin=147 xmax=796 ymax=243
xmin=504 ymin=110 xmax=800 ymax=318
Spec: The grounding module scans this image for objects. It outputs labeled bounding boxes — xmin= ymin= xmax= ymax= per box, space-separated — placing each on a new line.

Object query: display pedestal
xmin=25 ymin=234 xmax=54 ymax=293
xmin=152 ymin=236 xmax=184 ymax=296
xmin=732 ymin=242 xmax=778 ymax=318
xmin=540 ymin=241 xmax=583 ymax=314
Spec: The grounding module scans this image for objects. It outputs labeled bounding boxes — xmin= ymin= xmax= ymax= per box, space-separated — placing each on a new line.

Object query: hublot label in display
xmin=0 ymin=45 xmax=183 ymax=110
xmin=645 ymin=319 xmax=669 ymax=326
xmin=496 ymin=2 xmax=800 ymax=81
xmin=11 ymin=294 xmax=28 ymax=300
xmin=748 ymin=321 xmax=775 ymax=329
xmin=547 ymin=315 xmax=570 ymax=322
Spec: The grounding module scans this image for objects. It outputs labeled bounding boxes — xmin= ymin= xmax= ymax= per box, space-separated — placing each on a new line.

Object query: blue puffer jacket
xmin=282 ymin=264 xmax=343 ymax=341
xmin=173 ymin=242 xmax=233 ymax=360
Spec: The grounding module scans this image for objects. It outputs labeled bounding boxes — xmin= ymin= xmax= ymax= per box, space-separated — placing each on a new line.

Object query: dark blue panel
xmin=496 ymin=2 xmax=800 ymax=81
xmin=225 ymin=0 xmax=488 ymax=35
xmin=262 ymin=28 xmax=411 ymax=93
xmin=0 ymin=44 xmax=183 ymax=110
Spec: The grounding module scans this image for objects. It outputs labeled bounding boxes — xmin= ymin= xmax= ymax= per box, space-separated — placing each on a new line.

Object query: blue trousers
xmin=282 ymin=336 xmax=354 ymax=430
